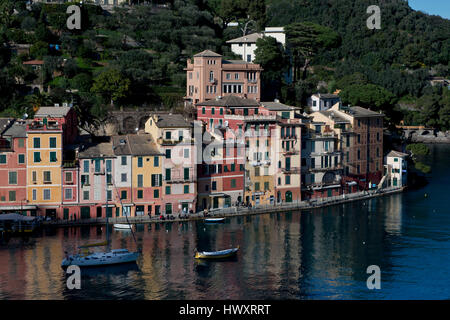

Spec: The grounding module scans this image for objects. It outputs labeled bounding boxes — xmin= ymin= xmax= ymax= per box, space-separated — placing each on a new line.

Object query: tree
xmin=26 ymin=92 xmax=52 ymax=113
xmin=91 ymin=68 xmax=130 ymax=107
xmin=339 ymin=84 xmax=396 ymax=111
xmin=254 ymin=36 xmax=287 ymax=100
xmin=70 ymin=73 xmax=92 ymax=93
xmin=285 ymin=22 xmax=340 ymax=82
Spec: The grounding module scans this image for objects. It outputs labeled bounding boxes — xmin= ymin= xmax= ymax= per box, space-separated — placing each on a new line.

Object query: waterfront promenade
xmin=44 ymin=186 xmax=404 ymax=227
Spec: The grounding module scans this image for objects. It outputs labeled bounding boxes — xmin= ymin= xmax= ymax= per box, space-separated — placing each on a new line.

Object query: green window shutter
xmin=184 ymin=168 xmax=189 ymax=180
xmin=0 ymin=155 xmax=6 ymax=163
xmin=34 ymin=152 xmax=41 ymax=163
xmin=184 ymin=185 xmax=189 ymax=194
xmin=165 ymin=186 xmax=171 ymax=195
xmin=49 ymin=137 xmax=57 ymax=148
xmin=137 ymin=190 xmax=143 ymax=199
xmin=50 ymin=152 xmax=57 ymax=162
xmin=154 ymin=189 xmax=159 ymax=198
xmin=18 ymin=154 xmax=25 ymax=164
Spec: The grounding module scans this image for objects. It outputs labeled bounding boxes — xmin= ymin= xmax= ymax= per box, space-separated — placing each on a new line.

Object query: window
xmin=18 ymin=139 xmax=24 ymax=148
xmin=107 ymin=174 xmax=112 ymax=185
xmin=357 ymin=134 xmax=361 ymax=143
xmin=394 ymin=158 xmax=398 ymax=162
xmin=165 ymin=186 xmax=171 ymax=195
xmin=165 ymin=149 xmax=171 ymax=159
xmin=165 ymin=131 xmax=172 ymax=140
xmin=34 ymin=152 xmax=41 ymax=163
xmin=226 ymin=73 xmax=231 ymax=80
xmin=65 ymin=188 xmax=72 ymax=200
xmin=121 ymin=156 xmax=127 ymax=166
xmin=220 ymin=108 xmax=223 ymax=115
xmin=184 ymin=185 xmax=189 ymax=194
xmin=137 ymin=174 xmax=143 ymax=187
xmin=121 ymin=190 xmax=127 ymax=200
xmin=154 ymin=189 xmax=159 ymax=198
xmin=264 ymin=167 xmax=269 ymax=176
xmin=285 ymin=175 xmax=291 ymax=185
xmin=50 ymin=151 xmax=57 ymax=162
xmin=151 ymin=174 xmax=162 ymax=187
xmin=9 ymin=191 xmax=16 ymax=201
xmin=18 ymin=154 xmax=25 ymax=164
xmin=357 ymin=149 xmax=361 ymax=160
xmin=137 ymin=190 xmax=143 ymax=199
xmin=264 ymin=182 xmax=269 ymax=191
xmin=32 ymin=189 xmax=37 ymax=201
xmin=231 ymin=163 xmax=235 ymax=172
xmin=212 ymin=181 xmax=217 ymax=191
xmin=211 ymin=108 xmax=215 ymax=115
xmin=255 ymin=182 xmax=260 ymax=191
xmin=49 ymin=137 xmax=57 ymax=148
xmin=43 ymin=171 xmax=51 ymax=183
xmin=231 ymin=179 xmax=236 ymax=188
xmin=121 ymin=173 xmax=127 ymax=182
xmin=154 ymin=156 xmax=159 ymax=167
xmin=65 ymin=172 xmax=73 ymax=183
xmin=106 ymin=160 xmax=112 ymax=172
xmin=83 ymin=160 xmax=89 ymax=173
xmin=165 ymin=168 xmax=171 ymax=181
xmin=8 ymin=171 xmax=17 ymax=185
xmin=235 ymin=73 xmax=239 ymax=80
xmin=107 ymin=190 xmax=112 ymax=201
xmin=44 ymin=189 xmax=51 ymax=200
xmin=138 ymin=157 xmax=143 ymax=168
xmin=247 ymin=54 xmax=251 ymax=62
xmin=255 ymin=167 xmax=260 ymax=176
xmin=0 ymin=154 xmax=6 ymax=164
xmin=33 ymin=137 xmax=40 ymax=148
xmin=81 ymin=175 xmax=89 ymax=186
xmin=184 ymin=149 xmax=189 ymax=158
xmin=32 ymin=171 xmax=37 ymax=183
xmin=184 ymin=168 xmax=189 ymax=180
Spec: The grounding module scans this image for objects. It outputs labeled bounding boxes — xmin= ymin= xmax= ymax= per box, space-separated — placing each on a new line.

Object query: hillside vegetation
xmin=0 ymin=0 xmax=448 ymax=129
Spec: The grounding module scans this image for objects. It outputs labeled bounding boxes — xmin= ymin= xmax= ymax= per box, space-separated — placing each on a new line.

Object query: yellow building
xmin=26 ymin=106 xmax=77 ymax=218
xmin=128 ymin=134 xmax=163 ymax=217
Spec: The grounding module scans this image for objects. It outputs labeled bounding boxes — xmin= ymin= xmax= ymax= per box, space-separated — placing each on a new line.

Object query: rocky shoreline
xmin=409 ymin=131 xmax=450 ymax=144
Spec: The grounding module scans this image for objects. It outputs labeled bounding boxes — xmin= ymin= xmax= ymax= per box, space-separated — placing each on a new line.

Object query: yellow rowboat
xmin=194 ymin=246 xmax=239 ymax=259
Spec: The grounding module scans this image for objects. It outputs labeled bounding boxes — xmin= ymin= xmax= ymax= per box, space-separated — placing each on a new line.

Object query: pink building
xmin=77 ymin=139 xmax=115 ymax=220
xmin=144 ymin=113 xmax=197 ymax=215
xmin=0 ymin=120 xmax=31 ymax=214
xmin=184 ymin=50 xmax=263 ymax=105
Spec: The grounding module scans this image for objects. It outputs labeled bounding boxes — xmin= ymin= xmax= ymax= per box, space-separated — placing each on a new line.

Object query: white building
xmin=308 ymin=93 xmax=341 ymax=112
xmin=226 ymin=27 xmax=286 ymax=63
xmin=385 ymin=151 xmax=408 ymax=188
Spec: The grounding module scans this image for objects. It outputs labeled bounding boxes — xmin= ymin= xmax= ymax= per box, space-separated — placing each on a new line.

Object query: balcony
xmin=27 ymin=121 xmax=62 ymax=131
xmin=310 ymin=165 xmax=343 ymax=173
xmin=209 ymin=78 xmax=217 ymax=84
xmin=282 ymin=167 xmax=301 ymax=174
xmin=248 ymin=78 xmax=257 ymax=83
xmin=62 ymin=160 xmax=78 ymax=168
xmin=157 ymin=137 xmax=194 ymax=145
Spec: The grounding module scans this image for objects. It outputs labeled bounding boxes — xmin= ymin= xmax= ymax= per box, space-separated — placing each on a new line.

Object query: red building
xmin=0 ymin=119 xmax=32 ymax=214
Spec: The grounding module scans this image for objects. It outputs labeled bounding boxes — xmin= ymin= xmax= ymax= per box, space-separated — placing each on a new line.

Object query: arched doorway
xmin=285 ymin=191 xmax=292 ymax=203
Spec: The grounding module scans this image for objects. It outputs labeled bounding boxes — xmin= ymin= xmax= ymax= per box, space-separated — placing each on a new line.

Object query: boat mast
xmin=105 ymin=165 xmax=110 ymax=250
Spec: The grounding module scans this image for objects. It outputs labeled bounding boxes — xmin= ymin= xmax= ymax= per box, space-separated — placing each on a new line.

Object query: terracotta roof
xmin=193 ymin=50 xmax=222 ymax=57
xmin=23 ymin=60 xmax=44 ymax=65
xmin=196 ymin=95 xmax=260 ymax=107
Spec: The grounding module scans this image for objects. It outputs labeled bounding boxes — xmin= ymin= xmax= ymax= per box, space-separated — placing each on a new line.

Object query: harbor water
xmin=0 ymin=144 xmax=449 ymax=300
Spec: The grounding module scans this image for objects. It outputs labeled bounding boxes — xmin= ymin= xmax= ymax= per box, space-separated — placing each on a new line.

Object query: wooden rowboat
xmin=194 ymin=246 xmax=239 ymax=259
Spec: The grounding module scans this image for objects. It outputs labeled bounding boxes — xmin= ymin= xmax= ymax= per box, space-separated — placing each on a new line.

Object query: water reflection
xmin=0 ymin=146 xmax=449 ymax=299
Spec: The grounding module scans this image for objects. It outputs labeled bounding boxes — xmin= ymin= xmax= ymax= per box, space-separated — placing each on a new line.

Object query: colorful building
xmin=184 ymin=50 xmax=263 ymax=105
xmin=26 ymin=106 xmax=78 ymax=218
xmin=145 ymin=113 xmax=197 ymax=215
xmin=0 ymin=119 xmax=32 ymax=214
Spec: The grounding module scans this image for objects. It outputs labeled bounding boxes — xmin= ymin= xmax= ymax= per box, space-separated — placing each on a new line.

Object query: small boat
xmin=204 ymin=217 xmax=225 ymax=223
xmin=114 ymin=223 xmax=132 ymax=229
xmin=61 ymin=249 xmax=139 ymax=268
xmin=194 ymin=246 xmax=239 ymax=259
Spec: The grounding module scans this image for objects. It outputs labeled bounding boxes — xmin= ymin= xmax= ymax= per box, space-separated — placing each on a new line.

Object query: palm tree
xmin=26 ymin=92 xmax=52 ymax=114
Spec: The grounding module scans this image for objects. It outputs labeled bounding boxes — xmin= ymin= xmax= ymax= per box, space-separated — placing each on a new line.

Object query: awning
xmin=0 ymin=205 xmax=37 ymax=210
xmin=208 ymin=193 xmax=227 ymax=197
xmin=346 ymin=181 xmax=357 ymax=186
xmin=312 ymin=184 xmax=341 ymax=190
xmin=101 ymin=204 xmax=116 ymax=208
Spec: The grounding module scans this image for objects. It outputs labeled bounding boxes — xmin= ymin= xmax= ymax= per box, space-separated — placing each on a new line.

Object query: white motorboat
xmin=114 ymin=223 xmax=132 ymax=229
xmin=61 ymin=249 xmax=139 ymax=268
xmin=205 ymin=217 xmax=225 ymax=223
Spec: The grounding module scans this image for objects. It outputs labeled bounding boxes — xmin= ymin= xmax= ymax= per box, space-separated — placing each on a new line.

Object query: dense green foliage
xmin=0 ymin=0 xmax=448 ymax=130
xmin=406 ymin=143 xmax=430 ymax=156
